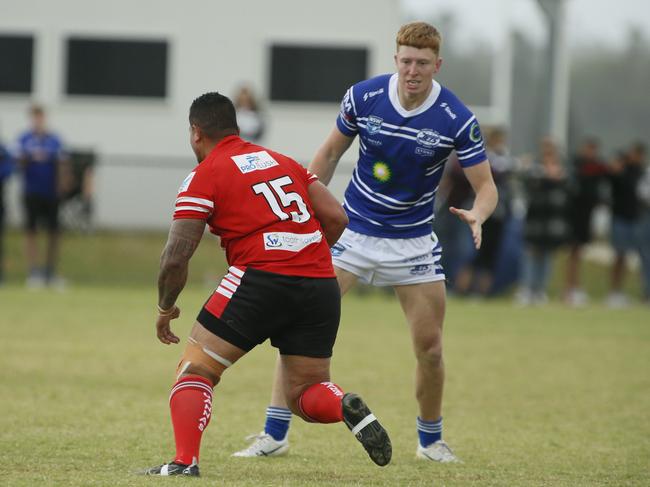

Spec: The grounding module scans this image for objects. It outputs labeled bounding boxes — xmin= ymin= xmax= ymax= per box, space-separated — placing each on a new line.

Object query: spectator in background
xmin=563 ymin=137 xmax=609 ymax=306
xmin=0 ymin=134 xmax=14 ymax=285
xmin=59 ymin=150 xmax=96 ymax=233
xmin=16 ymin=105 xmax=69 ymax=289
xmin=516 ymin=137 xmax=570 ymax=306
xmin=233 ymin=85 xmax=265 ymax=143
xmin=454 ymin=127 xmax=514 ymax=297
xmin=434 ymin=153 xmax=474 ymax=286
xmin=637 ymin=147 xmax=650 ymax=304
xmin=606 ymin=142 xmax=646 ymax=307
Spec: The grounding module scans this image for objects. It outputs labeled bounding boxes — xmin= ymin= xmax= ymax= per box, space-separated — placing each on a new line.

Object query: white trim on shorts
xmin=331 ymin=228 xmax=446 ymax=286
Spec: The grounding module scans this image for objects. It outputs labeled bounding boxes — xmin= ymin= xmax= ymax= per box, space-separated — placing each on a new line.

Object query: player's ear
xmin=434 ymin=57 xmax=443 ymax=74
xmin=190 ymin=124 xmax=202 ymax=143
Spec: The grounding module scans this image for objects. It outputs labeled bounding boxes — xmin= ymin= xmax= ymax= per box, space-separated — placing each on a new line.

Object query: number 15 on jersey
xmin=252 ymin=176 xmax=311 ymax=224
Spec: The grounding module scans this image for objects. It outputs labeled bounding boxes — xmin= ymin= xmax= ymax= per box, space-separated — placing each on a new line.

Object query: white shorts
xmin=331 ymin=228 xmax=446 ymax=287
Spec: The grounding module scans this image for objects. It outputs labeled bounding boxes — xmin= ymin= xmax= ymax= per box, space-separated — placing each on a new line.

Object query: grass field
xmin=1 ymin=231 xmax=649 ymax=486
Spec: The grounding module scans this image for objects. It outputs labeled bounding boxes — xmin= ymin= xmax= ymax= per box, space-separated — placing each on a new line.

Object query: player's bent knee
xmin=415 ymin=343 xmax=443 ymax=367
xmin=283 ymin=387 xmax=306 ymax=418
xmin=175 ymin=337 xmax=231 ymax=386
xmin=284 ymin=385 xmax=315 ymax=421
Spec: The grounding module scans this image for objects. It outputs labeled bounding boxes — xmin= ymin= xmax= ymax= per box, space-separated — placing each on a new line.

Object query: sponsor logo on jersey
xmin=231 ymin=151 xmax=279 ymax=174
xmin=372 ymin=161 xmax=391 ymax=182
xmin=440 ymin=102 xmax=457 ymax=119
xmin=263 ymin=230 xmax=322 ymax=252
xmin=415 ymin=147 xmax=435 ymax=157
xmin=366 ymin=138 xmax=382 ymax=146
xmin=363 ymin=88 xmax=385 ymax=101
xmin=469 ymin=122 xmax=483 ymax=143
xmin=265 ymin=234 xmax=282 ymax=248
xmin=409 ymin=264 xmax=433 ymax=275
xmin=366 ymin=115 xmax=383 ymax=135
xmin=416 ymin=129 xmax=441 ymax=148
xmin=178 ymin=171 xmax=196 ymax=193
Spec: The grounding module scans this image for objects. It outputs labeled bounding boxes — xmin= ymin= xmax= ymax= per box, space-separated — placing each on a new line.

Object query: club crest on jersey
xmin=416 ymin=129 xmax=441 ymax=148
xmin=366 ymin=115 xmax=383 ymax=135
xmin=231 ymin=151 xmax=279 ymax=174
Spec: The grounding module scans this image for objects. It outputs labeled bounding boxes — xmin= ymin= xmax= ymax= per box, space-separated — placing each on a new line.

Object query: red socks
xmin=299 ymin=382 xmax=344 ymax=423
xmin=169 ymin=375 xmax=213 ymax=465
xmin=168 ymin=377 xmax=343 ymax=464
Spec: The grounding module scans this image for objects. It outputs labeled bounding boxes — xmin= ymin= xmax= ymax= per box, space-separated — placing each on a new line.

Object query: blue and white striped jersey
xmin=336 ymin=73 xmax=487 ymax=238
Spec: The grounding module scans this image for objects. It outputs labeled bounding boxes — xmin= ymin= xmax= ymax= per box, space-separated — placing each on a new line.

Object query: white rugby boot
xmin=231 ymin=432 xmax=289 ymax=457
xmin=416 ymin=440 xmax=461 ymax=463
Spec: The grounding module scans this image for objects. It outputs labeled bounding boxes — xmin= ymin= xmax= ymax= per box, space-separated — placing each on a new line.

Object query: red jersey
xmin=173 ymin=135 xmax=335 ymax=278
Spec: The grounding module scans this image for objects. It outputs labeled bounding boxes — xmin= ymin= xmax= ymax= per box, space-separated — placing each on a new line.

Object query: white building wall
xmin=0 ymin=0 xmax=401 ymax=229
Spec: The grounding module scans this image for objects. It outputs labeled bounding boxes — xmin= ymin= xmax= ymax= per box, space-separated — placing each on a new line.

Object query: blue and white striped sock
xmin=417 ymin=416 xmax=442 ymax=447
xmin=264 ymin=406 xmax=292 ymax=441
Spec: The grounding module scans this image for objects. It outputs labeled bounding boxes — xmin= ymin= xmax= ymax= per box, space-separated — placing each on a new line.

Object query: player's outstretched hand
xmin=155 ymin=306 xmax=181 ymax=345
xmin=449 ymin=206 xmax=482 ymax=250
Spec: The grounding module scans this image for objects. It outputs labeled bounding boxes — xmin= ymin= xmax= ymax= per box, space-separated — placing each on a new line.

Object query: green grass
xmin=2 ymin=229 xmax=228 ymax=287
xmin=0 ymin=232 xmax=649 ymax=486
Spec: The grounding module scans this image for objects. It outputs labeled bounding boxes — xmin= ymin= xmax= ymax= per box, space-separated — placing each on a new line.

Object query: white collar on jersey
xmin=388 ymin=73 xmax=441 ymax=118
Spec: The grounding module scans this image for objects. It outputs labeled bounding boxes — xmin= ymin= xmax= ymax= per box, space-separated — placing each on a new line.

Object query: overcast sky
xmin=402 ymin=0 xmax=650 ymax=49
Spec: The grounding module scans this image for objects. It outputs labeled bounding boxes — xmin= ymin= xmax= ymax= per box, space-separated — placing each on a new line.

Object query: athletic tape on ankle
xmin=351 ymin=414 xmax=377 ymax=435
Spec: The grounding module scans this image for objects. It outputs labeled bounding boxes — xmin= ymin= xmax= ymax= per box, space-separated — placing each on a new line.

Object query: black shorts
xmin=472 ymin=217 xmax=504 ymax=271
xmin=568 ymin=203 xmax=594 ymax=244
xmin=198 ymin=266 xmax=340 ymax=358
xmin=24 ymin=194 xmax=59 ymax=232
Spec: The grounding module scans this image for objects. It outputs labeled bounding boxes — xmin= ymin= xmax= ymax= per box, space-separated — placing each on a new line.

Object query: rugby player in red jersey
xmin=143 ymin=92 xmax=391 ymax=476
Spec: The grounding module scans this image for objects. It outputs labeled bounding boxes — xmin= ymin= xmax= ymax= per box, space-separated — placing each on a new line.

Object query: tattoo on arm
xmin=158 ymin=219 xmax=206 ymax=309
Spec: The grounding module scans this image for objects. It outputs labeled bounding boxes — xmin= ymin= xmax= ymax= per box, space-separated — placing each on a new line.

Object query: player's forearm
xmin=157 ymin=257 xmax=189 ymax=310
xmin=471 ymin=180 xmax=498 ymax=223
xmin=308 ymin=149 xmax=339 ymax=186
xmin=321 ymin=213 xmax=348 ymax=247
xmin=156 ymin=220 xmax=204 ymax=309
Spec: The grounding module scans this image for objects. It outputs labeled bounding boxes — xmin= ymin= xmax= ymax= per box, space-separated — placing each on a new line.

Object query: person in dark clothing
xmin=638 ymin=147 xmax=650 ymax=303
xmin=563 ymin=137 xmax=609 ymax=306
xmin=516 ymin=137 xmax=570 ymax=305
xmin=454 ymin=127 xmax=514 ymax=297
xmin=434 ymin=152 xmax=475 ymax=286
xmin=0 ymin=139 xmax=15 ymax=285
xmin=16 ymin=105 xmax=69 ymax=288
xmin=606 ymin=142 xmax=646 ymax=307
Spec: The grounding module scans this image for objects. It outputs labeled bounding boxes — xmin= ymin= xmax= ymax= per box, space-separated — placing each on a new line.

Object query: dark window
xmin=270 ymin=45 xmax=367 ymax=103
xmin=66 ymin=37 xmax=168 ymax=98
xmin=0 ymin=34 xmax=34 ymax=93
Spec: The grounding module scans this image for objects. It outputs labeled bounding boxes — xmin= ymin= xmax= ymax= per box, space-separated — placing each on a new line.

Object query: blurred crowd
xmin=1 ymin=95 xmax=648 ymax=307
xmin=0 ymin=86 xmax=266 ymax=289
xmin=435 ymin=129 xmax=650 ymax=307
